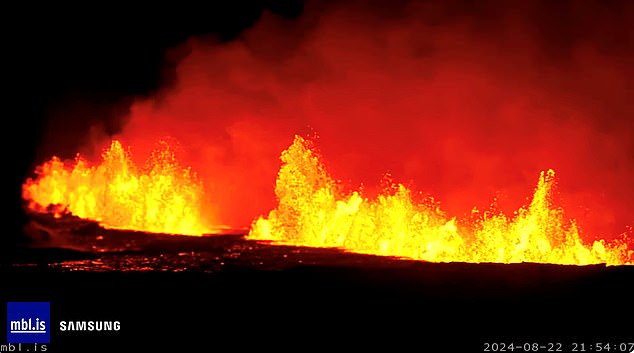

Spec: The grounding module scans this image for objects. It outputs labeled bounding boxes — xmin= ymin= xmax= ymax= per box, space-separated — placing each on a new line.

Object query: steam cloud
xmin=51 ymin=1 xmax=634 ymax=238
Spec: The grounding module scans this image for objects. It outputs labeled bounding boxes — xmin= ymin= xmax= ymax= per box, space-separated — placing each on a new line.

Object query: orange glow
xmin=23 ymin=140 xmax=212 ymax=236
xmin=248 ymin=136 xmax=633 ymax=265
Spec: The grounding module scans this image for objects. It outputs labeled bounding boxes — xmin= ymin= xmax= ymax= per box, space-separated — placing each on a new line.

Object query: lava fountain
xmin=22 ymin=135 xmax=633 ymax=265
xmin=249 ymin=136 xmax=633 ymax=265
xmin=23 ymin=139 xmax=212 ymax=236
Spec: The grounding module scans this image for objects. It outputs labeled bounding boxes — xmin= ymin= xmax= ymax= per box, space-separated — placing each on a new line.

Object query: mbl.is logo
xmin=6 ymin=302 xmax=50 ymax=343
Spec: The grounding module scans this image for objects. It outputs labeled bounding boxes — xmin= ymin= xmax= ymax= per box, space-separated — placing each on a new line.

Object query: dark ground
xmin=1 ymin=214 xmax=632 ymax=352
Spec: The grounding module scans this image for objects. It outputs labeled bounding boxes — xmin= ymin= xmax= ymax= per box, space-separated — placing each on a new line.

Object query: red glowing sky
xmin=40 ymin=1 xmax=634 ymax=238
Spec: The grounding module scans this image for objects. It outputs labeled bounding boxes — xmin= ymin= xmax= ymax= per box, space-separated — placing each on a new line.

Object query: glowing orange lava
xmin=248 ymin=136 xmax=633 ymax=265
xmin=23 ymin=140 xmax=212 ymax=236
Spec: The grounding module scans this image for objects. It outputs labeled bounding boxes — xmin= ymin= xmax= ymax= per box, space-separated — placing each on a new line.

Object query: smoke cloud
xmin=79 ymin=0 xmax=632 ymax=238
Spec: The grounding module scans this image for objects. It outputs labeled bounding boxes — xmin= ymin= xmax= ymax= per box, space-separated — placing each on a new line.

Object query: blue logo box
xmin=6 ymin=302 xmax=50 ymax=343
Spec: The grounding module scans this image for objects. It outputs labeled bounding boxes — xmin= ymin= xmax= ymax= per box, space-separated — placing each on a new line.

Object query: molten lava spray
xmin=23 ymin=140 xmax=212 ymax=235
xmin=249 ymin=136 xmax=633 ymax=265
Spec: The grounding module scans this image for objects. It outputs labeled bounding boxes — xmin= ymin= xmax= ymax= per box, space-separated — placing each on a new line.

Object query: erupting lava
xmin=22 ymin=135 xmax=634 ymax=265
xmin=23 ymin=140 xmax=212 ymax=236
xmin=249 ymin=136 xmax=633 ymax=265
